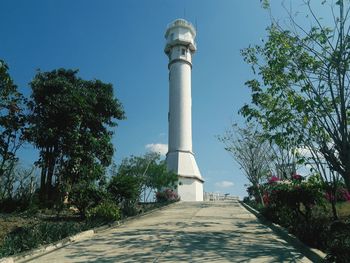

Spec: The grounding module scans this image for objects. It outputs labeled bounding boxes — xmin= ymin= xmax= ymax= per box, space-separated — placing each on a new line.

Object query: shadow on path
xmin=27 ymin=201 xmax=312 ymax=263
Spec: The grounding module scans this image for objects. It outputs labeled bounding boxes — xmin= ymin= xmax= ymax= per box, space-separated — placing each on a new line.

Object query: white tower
xmin=164 ymin=19 xmax=204 ymax=201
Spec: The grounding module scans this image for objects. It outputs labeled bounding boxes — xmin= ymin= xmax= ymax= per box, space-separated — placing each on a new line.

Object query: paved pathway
xmin=26 ymin=201 xmax=313 ymax=262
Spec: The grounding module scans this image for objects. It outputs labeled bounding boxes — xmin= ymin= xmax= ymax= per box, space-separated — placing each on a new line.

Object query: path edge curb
xmin=1 ymin=201 xmax=179 ymax=263
xmin=239 ymin=201 xmax=326 ymax=263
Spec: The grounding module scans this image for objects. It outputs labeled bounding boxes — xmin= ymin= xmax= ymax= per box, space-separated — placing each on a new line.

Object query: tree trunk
xmin=46 ymin=151 xmax=56 ymax=202
xmin=331 ymin=199 xmax=338 ymax=221
xmin=39 ymin=160 xmax=47 ymax=202
xmin=256 ymin=185 xmax=265 ymax=207
xmin=343 ymin=173 xmax=350 ymax=193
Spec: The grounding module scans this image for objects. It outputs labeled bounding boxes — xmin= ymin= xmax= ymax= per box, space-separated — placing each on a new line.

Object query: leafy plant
xmin=0 ymin=221 xmax=87 ymax=257
xmin=240 ymin=0 xmax=350 ymax=193
xmin=156 ymin=189 xmax=179 ymax=202
xmin=86 ymin=201 xmax=120 ymax=223
xmin=326 ymin=220 xmax=350 ymax=263
xmin=69 ymin=181 xmax=106 ymax=218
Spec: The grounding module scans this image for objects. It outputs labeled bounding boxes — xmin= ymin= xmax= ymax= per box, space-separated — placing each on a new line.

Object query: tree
xmin=0 ymin=60 xmax=26 ymax=196
xmin=240 ymin=0 xmax=350 ymax=192
xmin=27 ymin=69 xmax=125 ymax=203
xmin=111 ymin=152 xmax=178 ymax=203
xmin=218 ymin=123 xmax=272 ymax=205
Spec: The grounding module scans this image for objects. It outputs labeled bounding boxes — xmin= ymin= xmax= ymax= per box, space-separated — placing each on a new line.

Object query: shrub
xmin=268 ymin=176 xmax=280 ymax=184
xmin=246 ymin=184 xmax=265 ymax=205
xmin=69 ymin=181 xmax=106 ymax=217
xmin=0 ymin=193 xmax=39 ymax=213
xmin=156 ymin=189 xmax=179 ymax=202
xmin=107 ymin=174 xmax=141 ymax=204
xmin=107 ymin=174 xmax=141 ymax=216
xmin=326 ymin=220 xmax=350 ymax=263
xmin=335 ymin=188 xmax=350 ymax=202
xmin=264 ymin=178 xmax=324 ymax=220
xmin=86 ymin=201 xmax=120 ymax=223
xmin=0 ymin=221 xmax=86 ymax=257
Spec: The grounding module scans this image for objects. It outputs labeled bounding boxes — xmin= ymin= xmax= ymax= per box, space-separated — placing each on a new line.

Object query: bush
xmin=107 ymin=174 xmax=141 ymax=216
xmin=86 ymin=201 xmax=120 ymax=223
xmin=107 ymin=174 xmax=141 ymax=204
xmin=329 ymin=187 xmax=350 ymax=202
xmin=263 ymin=178 xmax=324 ymax=222
xmin=0 ymin=221 xmax=86 ymax=257
xmin=69 ymin=181 xmax=106 ymax=217
xmin=0 ymin=193 xmax=39 ymax=213
xmin=156 ymin=189 xmax=179 ymax=202
xmin=326 ymin=220 xmax=350 ymax=263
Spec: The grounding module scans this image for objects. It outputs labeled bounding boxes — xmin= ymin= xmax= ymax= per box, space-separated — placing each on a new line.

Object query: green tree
xmin=108 ymin=174 xmax=141 ymax=206
xmin=27 ymin=69 xmax=125 ymax=203
xmin=108 ymin=152 xmax=178 ymax=205
xmin=240 ymin=0 xmax=350 ymax=191
xmin=218 ymin=123 xmax=272 ymax=205
xmin=0 ymin=60 xmax=26 ymax=198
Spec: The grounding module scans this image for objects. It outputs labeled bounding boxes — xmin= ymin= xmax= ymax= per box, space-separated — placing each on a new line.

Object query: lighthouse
xmin=164 ymin=19 xmax=204 ymax=201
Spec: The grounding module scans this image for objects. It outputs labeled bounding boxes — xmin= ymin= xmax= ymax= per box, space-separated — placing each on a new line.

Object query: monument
xmin=164 ymin=19 xmax=204 ymax=201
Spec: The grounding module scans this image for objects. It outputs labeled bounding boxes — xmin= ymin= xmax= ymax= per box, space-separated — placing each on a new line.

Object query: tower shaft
xmin=169 ymin=55 xmax=192 ymax=153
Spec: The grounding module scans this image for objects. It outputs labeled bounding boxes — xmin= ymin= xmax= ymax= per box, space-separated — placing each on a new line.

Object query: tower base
xmin=166 ymin=151 xmax=204 ymax=201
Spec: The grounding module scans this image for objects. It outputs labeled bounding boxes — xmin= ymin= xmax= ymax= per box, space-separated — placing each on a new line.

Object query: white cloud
xmin=145 ymin=143 xmax=168 ymax=156
xmin=215 ymin=180 xmax=234 ymax=188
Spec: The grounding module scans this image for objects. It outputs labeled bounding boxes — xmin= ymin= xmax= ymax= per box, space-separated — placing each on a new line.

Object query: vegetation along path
xmin=26 ymin=200 xmax=314 ymax=262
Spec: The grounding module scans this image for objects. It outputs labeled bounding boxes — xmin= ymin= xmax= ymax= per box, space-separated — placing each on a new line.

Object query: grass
xmin=0 ymin=214 xmax=40 ymax=247
xmin=0 ymin=201 xmax=173 ymax=258
xmin=336 ymin=202 xmax=350 ymax=219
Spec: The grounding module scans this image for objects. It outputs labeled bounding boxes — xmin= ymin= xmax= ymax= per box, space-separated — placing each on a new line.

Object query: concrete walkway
xmin=25 ymin=201 xmax=313 ymax=262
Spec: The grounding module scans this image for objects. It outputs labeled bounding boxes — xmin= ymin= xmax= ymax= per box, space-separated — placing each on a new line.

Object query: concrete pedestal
xmin=167 ymin=151 xmax=204 ymax=201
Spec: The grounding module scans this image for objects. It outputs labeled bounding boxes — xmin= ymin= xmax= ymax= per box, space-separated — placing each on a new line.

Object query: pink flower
xmin=325 ymin=192 xmax=336 ymax=202
xmin=340 ymin=188 xmax=350 ymax=202
xmin=268 ymin=176 xmax=280 ymax=184
xmin=263 ymin=192 xmax=270 ymax=205
xmin=292 ymin=174 xmax=303 ymax=181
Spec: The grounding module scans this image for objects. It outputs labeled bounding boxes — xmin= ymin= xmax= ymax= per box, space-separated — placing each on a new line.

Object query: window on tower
xmin=181 ymin=48 xmax=186 ymax=55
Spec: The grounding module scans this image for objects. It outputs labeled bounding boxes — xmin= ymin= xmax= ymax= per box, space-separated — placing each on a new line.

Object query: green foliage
xmin=0 ymin=164 xmax=37 ymax=213
xmin=107 ymin=174 xmax=141 ymax=216
xmin=240 ymin=1 xmax=350 ymax=192
xmin=111 ymin=153 xmax=178 ymax=202
xmin=260 ymin=0 xmax=269 ymax=9
xmin=69 ymin=181 xmax=106 ymax=217
xmin=0 ymin=60 xmax=26 ymax=199
xmin=256 ymin=175 xmax=350 ymax=254
xmin=27 ymin=68 xmax=125 ymax=204
xmin=146 ymin=159 xmax=178 ymax=193
xmin=326 ymin=221 xmax=350 ymax=263
xmin=86 ymin=200 xmax=120 ymax=223
xmin=264 ymin=179 xmax=325 ymax=222
xmin=155 ymin=189 xmax=179 ymax=202
xmin=107 ymin=153 xmax=178 ymax=215
xmin=0 ymin=221 xmax=88 ymax=257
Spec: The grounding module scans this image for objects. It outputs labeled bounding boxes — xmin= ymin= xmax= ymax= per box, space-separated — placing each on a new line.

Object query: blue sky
xmin=0 ymin=1 xmax=331 ymax=198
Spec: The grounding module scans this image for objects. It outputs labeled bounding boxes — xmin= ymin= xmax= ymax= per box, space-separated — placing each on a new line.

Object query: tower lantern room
xmin=165 ymin=19 xmax=196 ymax=52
